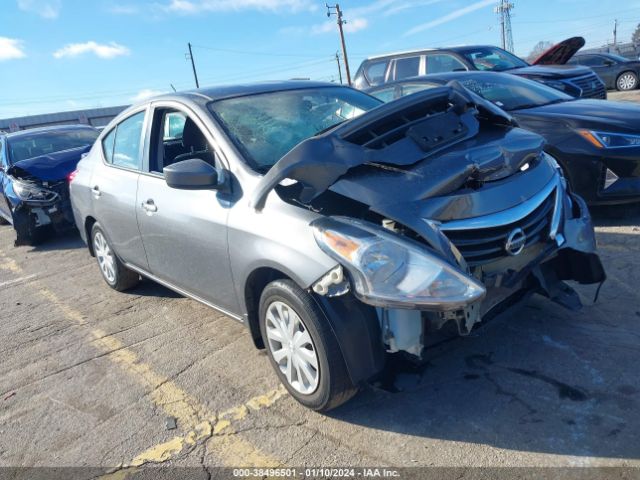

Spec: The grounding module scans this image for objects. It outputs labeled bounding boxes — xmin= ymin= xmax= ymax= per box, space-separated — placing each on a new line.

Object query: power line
xmin=191 ymin=44 xmax=328 ymax=59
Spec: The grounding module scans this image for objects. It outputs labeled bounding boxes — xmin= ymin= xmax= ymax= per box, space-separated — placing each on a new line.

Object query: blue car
xmin=0 ymin=125 xmax=99 ymax=245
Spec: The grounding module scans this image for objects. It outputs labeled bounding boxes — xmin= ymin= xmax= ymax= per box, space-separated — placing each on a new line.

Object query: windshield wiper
xmin=314 ymin=120 xmax=345 ymax=136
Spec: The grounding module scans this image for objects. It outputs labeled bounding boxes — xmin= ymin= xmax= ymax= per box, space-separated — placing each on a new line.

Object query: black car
xmin=568 ymin=53 xmax=640 ymax=91
xmin=367 ymin=71 xmax=640 ymax=205
xmin=0 ymin=125 xmax=99 ymax=245
xmin=354 ymin=37 xmax=606 ymax=99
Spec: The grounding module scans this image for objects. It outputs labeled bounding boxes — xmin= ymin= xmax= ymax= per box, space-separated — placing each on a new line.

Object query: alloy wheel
xmin=265 ymin=300 xmax=320 ymax=395
xmin=618 ymin=73 xmax=637 ymax=91
xmin=93 ymin=231 xmax=116 ymax=283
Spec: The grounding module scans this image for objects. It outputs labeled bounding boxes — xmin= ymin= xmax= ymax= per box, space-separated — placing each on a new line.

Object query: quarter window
xmin=365 ymin=61 xmax=389 ymax=85
xmin=102 ymin=111 xmax=145 ymax=170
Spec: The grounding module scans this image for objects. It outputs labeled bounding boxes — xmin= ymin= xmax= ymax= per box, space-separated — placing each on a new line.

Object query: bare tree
xmin=526 ymin=41 xmax=554 ymax=63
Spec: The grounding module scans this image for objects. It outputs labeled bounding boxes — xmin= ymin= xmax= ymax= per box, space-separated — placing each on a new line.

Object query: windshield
xmin=209 ymin=87 xmax=381 ymax=172
xmin=458 ymin=47 xmax=528 ymax=72
xmin=8 ymin=128 xmax=99 ymax=163
xmin=450 ymin=74 xmax=573 ymax=110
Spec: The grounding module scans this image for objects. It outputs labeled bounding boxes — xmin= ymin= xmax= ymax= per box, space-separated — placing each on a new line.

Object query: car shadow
xmin=28 ymin=229 xmax=85 ymax=252
xmin=126 ymin=277 xmax=183 ymax=299
xmin=327 ymin=230 xmax=640 ymax=460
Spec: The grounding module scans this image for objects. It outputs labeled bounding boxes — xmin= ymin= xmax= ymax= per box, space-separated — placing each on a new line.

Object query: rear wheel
xmin=259 ymin=279 xmax=357 ymax=411
xmin=91 ymin=224 xmax=139 ymax=291
xmin=617 ymin=71 xmax=638 ymax=91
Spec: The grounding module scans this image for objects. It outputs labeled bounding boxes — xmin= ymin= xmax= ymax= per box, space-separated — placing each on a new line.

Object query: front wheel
xmin=617 ymin=72 xmax=638 ymax=91
xmin=91 ymin=223 xmax=139 ymax=291
xmin=259 ymin=279 xmax=357 ymax=411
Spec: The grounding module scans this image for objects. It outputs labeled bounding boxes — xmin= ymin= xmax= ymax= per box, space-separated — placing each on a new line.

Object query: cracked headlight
xmin=577 ymin=130 xmax=640 ymax=149
xmin=12 ymin=177 xmax=59 ymax=203
xmin=312 ymin=216 xmax=486 ymax=310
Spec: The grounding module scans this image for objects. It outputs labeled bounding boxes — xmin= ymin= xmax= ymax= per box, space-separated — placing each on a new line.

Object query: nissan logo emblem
xmin=505 ymin=228 xmax=527 ymax=256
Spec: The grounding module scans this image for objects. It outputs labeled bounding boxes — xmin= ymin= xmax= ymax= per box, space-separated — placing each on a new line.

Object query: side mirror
xmin=164 ymin=158 xmax=225 ymax=190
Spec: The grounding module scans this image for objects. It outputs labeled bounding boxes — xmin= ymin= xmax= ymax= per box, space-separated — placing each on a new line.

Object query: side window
xmin=369 ymin=87 xmax=397 ymax=102
xmin=364 ymin=61 xmax=389 ymax=85
xmin=394 ymin=56 xmax=421 ymax=80
xmin=425 ymin=54 xmax=467 ymax=74
xmin=102 ymin=128 xmax=116 ymax=163
xmin=0 ymin=140 xmax=5 ymax=166
xmin=164 ymin=112 xmax=187 ymax=140
xmin=112 ymin=111 xmax=145 ymax=170
xmin=580 ymin=55 xmax=606 ymax=67
xmin=401 ymin=83 xmax=438 ymax=96
xmin=151 ymin=108 xmax=215 ymax=174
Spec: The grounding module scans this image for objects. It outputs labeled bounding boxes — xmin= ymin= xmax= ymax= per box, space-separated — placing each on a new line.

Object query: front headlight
xmin=577 ymin=130 xmax=640 ymax=149
xmin=540 ymin=79 xmax=568 ymax=91
xmin=312 ymin=217 xmax=486 ymax=310
xmin=11 ymin=177 xmax=59 ymax=203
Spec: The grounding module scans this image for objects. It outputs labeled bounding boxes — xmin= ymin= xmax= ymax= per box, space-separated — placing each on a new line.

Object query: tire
xmin=616 ymin=71 xmax=638 ymax=91
xmin=259 ymin=279 xmax=357 ymax=411
xmin=91 ymin=223 xmax=139 ymax=291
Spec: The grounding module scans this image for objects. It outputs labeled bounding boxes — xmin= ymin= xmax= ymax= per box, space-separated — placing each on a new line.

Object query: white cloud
xmin=17 ymin=0 xmax=61 ymax=19
xmin=108 ymin=4 xmax=140 ymax=14
xmin=311 ymin=17 xmax=369 ymax=35
xmin=0 ymin=37 xmax=26 ymax=61
xmin=53 ymin=41 xmax=131 ymax=59
xmin=131 ymin=89 xmax=166 ymax=102
xmin=163 ymin=0 xmax=317 ymax=13
xmin=404 ymin=0 xmax=495 ymax=36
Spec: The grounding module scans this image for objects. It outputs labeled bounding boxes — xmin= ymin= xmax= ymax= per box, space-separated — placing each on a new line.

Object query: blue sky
xmin=2 ymin=0 xmax=639 ymax=118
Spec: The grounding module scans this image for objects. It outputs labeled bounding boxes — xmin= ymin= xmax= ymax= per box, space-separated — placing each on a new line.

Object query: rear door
xmin=578 ymin=55 xmax=615 ymax=87
xmin=90 ymin=108 xmax=149 ymax=268
xmin=391 ymin=55 xmax=423 ymax=81
xmin=136 ymin=102 xmax=239 ymax=314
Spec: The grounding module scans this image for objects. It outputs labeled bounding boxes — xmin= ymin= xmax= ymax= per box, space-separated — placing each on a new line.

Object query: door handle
xmin=92 ymin=186 xmax=101 ymax=198
xmin=142 ymin=199 xmax=157 ymax=213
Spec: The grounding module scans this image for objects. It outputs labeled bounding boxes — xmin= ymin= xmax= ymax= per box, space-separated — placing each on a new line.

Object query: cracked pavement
xmin=0 ymin=202 xmax=639 ymax=476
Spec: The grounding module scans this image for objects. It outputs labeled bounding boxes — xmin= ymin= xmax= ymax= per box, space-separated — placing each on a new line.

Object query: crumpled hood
xmin=511 ymin=64 xmax=593 ymax=79
xmin=8 ymin=145 xmax=91 ymax=181
xmin=519 ymin=99 xmax=640 ymax=133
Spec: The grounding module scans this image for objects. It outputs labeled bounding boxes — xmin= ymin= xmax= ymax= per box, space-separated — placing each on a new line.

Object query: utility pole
xmin=326 ymin=4 xmax=351 ymax=86
xmin=335 ymin=51 xmax=343 ymax=84
xmin=613 ymin=19 xmax=618 ymax=46
xmin=186 ymin=42 xmax=200 ymax=89
xmin=494 ymin=0 xmax=514 ymax=53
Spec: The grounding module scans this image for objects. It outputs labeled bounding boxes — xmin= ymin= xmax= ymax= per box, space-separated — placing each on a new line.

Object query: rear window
xmin=394 ymin=56 xmax=420 ymax=80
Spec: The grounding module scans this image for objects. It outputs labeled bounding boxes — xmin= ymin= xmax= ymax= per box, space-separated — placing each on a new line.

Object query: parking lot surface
xmin=0 ymin=200 xmax=639 ymax=477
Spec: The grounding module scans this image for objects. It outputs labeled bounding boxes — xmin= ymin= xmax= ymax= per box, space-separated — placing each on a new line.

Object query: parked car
xmin=70 ymin=81 xmax=605 ymax=411
xmin=0 ymin=125 xmax=99 ymax=245
xmin=567 ymin=53 xmax=640 ymax=91
xmin=367 ymin=72 xmax=640 ymax=205
xmin=354 ymin=37 xmax=606 ymax=99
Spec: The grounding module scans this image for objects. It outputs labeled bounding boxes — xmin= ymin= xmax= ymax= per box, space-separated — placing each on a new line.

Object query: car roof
xmin=148 ymin=80 xmax=345 ymax=104
xmin=365 ymin=45 xmax=501 ymax=61
xmin=5 ymin=124 xmax=97 ymax=139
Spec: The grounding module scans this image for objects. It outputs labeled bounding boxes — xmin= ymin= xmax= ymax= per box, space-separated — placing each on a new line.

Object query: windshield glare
xmin=453 ymin=75 xmax=573 ymax=110
xmin=460 ymin=47 xmax=528 ymax=72
xmin=209 ymin=87 xmax=381 ymax=171
xmin=8 ymin=129 xmax=99 ymax=163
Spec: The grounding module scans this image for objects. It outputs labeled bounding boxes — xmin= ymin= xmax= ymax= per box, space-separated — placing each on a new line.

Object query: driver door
xmin=136 ymin=103 xmax=239 ymax=314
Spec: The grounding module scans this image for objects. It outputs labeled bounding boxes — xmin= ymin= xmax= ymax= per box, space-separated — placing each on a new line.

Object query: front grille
xmin=441 ymin=193 xmax=555 ymax=266
xmin=569 ymin=73 xmax=607 ymax=99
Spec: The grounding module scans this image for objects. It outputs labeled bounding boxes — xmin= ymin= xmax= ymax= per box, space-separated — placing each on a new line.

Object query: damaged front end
xmin=7 ymin=168 xmax=74 ymax=246
xmin=257 ymin=84 xmax=606 ymax=360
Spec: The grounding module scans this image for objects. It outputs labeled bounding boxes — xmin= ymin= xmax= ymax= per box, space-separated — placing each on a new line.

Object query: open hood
xmin=531 ymin=36 xmax=585 ymax=65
